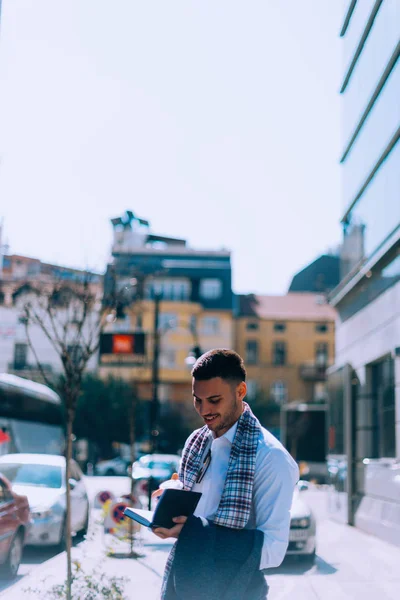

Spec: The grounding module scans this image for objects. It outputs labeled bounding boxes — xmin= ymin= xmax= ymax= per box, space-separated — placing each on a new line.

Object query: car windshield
xmin=135 ymin=458 xmax=176 ymax=470
xmin=0 ymin=463 xmax=63 ymax=489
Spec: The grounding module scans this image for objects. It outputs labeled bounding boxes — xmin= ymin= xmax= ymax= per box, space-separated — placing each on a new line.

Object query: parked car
xmin=0 ymin=473 xmax=30 ymax=579
xmin=95 ymin=457 xmax=131 ymax=477
xmin=0 ymin=454 xmax=89 ymax=547
xmin=131 ymin=454 xmax=181 ymax=495
xmin=287 ymin=480 xmax=317 ymax=561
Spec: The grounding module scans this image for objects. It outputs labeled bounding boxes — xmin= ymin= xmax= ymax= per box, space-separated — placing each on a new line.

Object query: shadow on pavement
xmin=265 ymin=554 xmax=338 ymax=577
xmin=0 ymin=535 xmax=86 ymax=594
xmin=0 ymin=574 xmax=25 ymax=595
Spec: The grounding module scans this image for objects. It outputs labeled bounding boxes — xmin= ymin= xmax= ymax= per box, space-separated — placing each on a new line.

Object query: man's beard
xmin=213 ymin=400 xmax=241 ymax=435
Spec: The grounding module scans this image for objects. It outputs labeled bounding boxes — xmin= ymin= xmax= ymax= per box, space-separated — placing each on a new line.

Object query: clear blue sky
xmin=0 ymin=0 xmax=346 ymax=294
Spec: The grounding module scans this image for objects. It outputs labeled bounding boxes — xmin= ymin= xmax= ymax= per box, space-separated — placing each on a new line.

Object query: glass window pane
xmin=343 ymin=0 xmax=400 ymax=144
xmin=273 ymin=341 xmax=286 ymax=366
xmin=342 ymin=0 xmax=377 ymax=75
xmin=343 ymin=62 xmax=400 ymax=208
xmin=199 ymin=279 xmax=222 ymax=299
xmin=344 ymin=139 xmax=400 ymax=263
xmin=246 ymin=340 xmax=258 ymax=365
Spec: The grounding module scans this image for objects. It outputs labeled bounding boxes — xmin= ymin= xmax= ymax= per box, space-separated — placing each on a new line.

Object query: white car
xmin=95 ymin=457 xmax=131 ymax=477
xmin=0 ymin=454 xmax=89 ymax=547
xmin=287 ymin=481 xmax=316 ymax=560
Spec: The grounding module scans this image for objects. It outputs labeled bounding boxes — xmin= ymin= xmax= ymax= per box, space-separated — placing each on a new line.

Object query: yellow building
xmin=235 ymin=293 xmax=336 ymax=407
xmin=99 ymin=298 xmax=233 ymax=411
xmin=98 ymin=211 xmax=234 ymax=427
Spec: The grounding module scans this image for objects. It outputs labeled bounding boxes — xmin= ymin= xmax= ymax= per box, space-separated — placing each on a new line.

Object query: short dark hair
xmin=192 ymin=349 xmax=246 ymax=383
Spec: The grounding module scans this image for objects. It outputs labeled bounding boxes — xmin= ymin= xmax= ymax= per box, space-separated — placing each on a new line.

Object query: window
xmin=202 ymin=316 xmax=220 ymax=335
xmin=370 ymin=357 xmax=395 ymax=458
xmin=246 ymin=380 xmax=258 ymax=400
xmin=272 ymin=341 xmax=286 ymax=366
xmin=270 ymin=381 xmax=287 ymax=404
xmin=245 ymin=340 xmax=258 ymax=365
xmin=274 ymin=322 xmax=286 ymax=332
xmin=315 ymin=343 xmax=328 ymax=367
xmin=13 ymin=343 xmax=28 ymax=370
xmin=316 ymin=323 xmax=328 ymax=333
xmin=199 ymin=279 xmax=222 ymax=300
xmin=158 ymin=313 xmax=178 ymax=331
xmin=246 ymin=322 xmax=259 ymax=331
xmin=160 ymin=350 xmax=176 ymax=369
xmin=145 ymin=278 xmax=191 ymax=301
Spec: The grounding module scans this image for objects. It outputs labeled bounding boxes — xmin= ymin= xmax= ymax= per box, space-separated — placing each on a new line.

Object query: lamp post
xmin=150 ymin=292 xmax=161 ymax=455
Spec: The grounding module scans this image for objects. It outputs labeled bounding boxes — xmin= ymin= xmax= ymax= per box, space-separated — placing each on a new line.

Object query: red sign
xmin=112 ymin=335 xmax=134 ymax=354
xmin=0 ymin=430 xmax=11 ymax=444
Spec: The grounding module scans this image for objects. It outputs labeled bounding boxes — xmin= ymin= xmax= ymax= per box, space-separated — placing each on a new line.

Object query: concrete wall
xmin=334 ymin=280 xmax=400 ymax=546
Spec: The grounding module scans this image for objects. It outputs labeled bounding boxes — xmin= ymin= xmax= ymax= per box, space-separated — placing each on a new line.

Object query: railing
xmin=299 ymin=363 xmax=327 ymax=381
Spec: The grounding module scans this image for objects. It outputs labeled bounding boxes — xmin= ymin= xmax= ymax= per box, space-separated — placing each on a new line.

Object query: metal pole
xmin=148 ymin=293 xmax=161 ymax=509
xmin=150 ymin=292 xmax=161 ymax=454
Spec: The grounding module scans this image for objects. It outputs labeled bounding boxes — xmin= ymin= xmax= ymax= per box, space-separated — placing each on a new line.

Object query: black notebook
xmin=124 ymin=488 xmax=202 ymax=529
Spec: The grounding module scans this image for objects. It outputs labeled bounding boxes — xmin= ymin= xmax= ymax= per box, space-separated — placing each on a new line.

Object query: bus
xmin=0 ymin=373 xmax=64 ymax=456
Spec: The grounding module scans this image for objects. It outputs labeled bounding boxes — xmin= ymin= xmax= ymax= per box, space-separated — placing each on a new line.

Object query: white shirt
xmin=189 ymin=422 xmax=299 ymax=570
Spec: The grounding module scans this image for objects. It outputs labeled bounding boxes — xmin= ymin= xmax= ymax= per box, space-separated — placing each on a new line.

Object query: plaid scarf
xmin=161 ymin=402 xmax=261 ymax=598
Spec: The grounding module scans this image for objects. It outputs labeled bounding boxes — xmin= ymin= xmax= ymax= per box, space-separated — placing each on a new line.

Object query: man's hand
xmin=152 ymin=516 xmax=187 ymax=539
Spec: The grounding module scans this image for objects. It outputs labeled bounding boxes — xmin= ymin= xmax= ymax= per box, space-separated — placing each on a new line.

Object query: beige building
xmin=235 ymin=293 xmax=336 ymax=406
xmin=0 ymin=253 xmax=102 ymax=381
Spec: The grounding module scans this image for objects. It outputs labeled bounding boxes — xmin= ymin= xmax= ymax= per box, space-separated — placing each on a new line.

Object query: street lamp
xmin=184 ymin=345 xmax=202 ymax=368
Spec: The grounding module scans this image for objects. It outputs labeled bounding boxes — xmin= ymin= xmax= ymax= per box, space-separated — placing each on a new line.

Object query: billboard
xmin=99 ymin=332 xmax=146 ymax=365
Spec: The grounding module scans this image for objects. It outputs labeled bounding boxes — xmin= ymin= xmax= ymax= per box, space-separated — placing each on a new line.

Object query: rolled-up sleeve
xmin=253 ymin=446 xmax=299 ymax=569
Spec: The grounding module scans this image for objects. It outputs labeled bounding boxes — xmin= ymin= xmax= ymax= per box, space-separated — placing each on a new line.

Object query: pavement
xmin=1 ymin=479 xmax=400 ymax=599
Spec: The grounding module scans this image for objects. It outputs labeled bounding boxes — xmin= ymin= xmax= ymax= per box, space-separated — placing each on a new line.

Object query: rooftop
xmin=237 ymin=292 xmax=336 ymax=321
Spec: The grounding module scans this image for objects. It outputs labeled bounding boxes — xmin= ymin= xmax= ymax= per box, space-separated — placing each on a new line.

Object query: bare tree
xmin=22 ymin=274 xmax=107 ymax=600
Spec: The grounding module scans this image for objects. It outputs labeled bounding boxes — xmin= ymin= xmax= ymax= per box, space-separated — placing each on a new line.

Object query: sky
xmin=0 ymin=0 xmax=346 ymax=295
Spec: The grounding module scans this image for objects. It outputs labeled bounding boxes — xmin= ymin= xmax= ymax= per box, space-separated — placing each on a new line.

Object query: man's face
xmin=192 ymin=377 xmax=246 ymax=437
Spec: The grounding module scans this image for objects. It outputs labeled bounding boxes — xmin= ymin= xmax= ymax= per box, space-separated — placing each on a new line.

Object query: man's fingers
xmin=172 ymin=516 xmax=187 ymax=524
xmin=151 ymin=488 xmax=163 ymax=499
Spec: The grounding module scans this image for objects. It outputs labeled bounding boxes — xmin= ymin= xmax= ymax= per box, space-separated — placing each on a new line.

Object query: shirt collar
xmin=211 ymin=420 xmax=239 ymax=444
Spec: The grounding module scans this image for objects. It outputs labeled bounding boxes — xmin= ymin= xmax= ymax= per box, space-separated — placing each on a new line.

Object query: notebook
xmin=124 ymin=488 xmax=202 ymax=529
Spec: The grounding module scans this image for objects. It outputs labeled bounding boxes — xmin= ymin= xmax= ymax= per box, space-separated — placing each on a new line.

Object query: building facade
xmin=0 ymin=251 xmax=101 ymax=380
xmin=100 ymin=211 xmax=234 ymax=424
xmin=235 ymin=292 xmax=336 ymax=411
xmin=328 ymin=0 xmax=400 ymax=546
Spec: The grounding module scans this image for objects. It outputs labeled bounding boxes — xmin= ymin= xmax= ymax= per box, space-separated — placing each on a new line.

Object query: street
xmin=1 ymin=476 xmax=400 ymax=599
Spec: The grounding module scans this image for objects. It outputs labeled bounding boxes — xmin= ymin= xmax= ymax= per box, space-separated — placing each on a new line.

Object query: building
xmin=327 ymin=1 xmax=400 ymax=546
xmin=235 ymin=292 xmax=336 ymax=408
xmin=288 ymin=254 xmax=341 ymax=294
xmin=100 ymin=211 xmax=234 ymax=423
xmin=0 ymin=245 xmax=102 ymax=380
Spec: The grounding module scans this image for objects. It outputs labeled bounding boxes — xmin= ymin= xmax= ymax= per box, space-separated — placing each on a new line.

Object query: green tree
xmin=74 ymin=374 xmax=147 ymax=459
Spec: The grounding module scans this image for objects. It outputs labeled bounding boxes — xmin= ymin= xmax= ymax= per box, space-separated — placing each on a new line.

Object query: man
xmin=153 ymin=349 xmax=299 ymax=599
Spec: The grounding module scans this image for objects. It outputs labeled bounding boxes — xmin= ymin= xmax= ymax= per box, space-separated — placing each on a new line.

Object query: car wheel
xmin=106 ymin=469 xmax=115 ymax=476
xmin=0 ymin=531 xmax=23 ymax=579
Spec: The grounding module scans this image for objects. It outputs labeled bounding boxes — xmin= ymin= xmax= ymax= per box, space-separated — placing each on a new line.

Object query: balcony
xmin=299 ymin=363 xmax=327 ymax=382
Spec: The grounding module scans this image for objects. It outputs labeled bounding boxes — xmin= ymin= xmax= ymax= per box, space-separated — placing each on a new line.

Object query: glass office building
xmin=328 ymin=1 xmax=400 ymax=546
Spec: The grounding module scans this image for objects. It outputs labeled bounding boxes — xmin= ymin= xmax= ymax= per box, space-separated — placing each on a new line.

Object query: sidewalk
xmin=3 ymin=492 xmax=400 ymax=599
xmin=0 ymin=519 xmax=170 ymax=600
